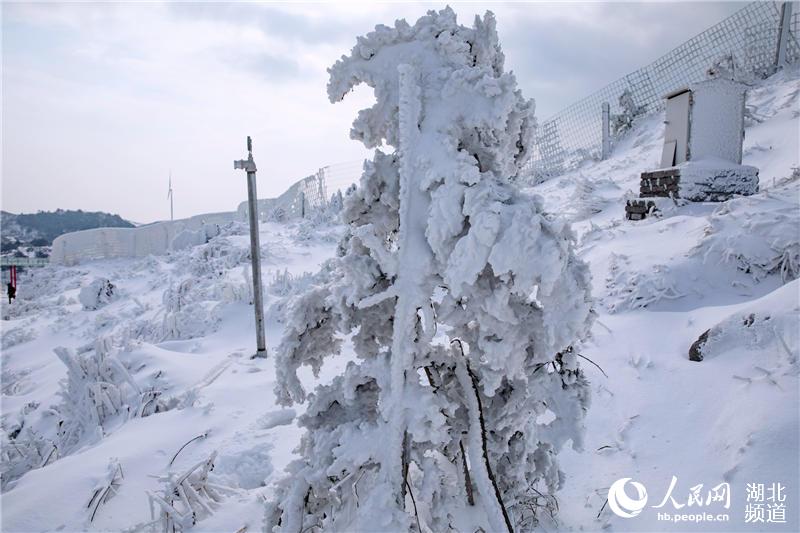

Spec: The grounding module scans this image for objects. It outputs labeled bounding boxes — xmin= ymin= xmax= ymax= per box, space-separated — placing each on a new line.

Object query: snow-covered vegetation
xmin=268 ymin=9 xmax=592 ymax=532
xmin=1 ymin=11 xmax=798 ymax=533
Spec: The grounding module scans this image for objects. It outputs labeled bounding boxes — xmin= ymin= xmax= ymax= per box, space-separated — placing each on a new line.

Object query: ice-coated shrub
xmin=53 ymin=338 xmax=141 ymax=453
xmin=79 ymin=278 xmax=117 ymax=310
xmin=698 ymin=194 xmax=800 ymax=283
xmin=147 ymin=452 xmax=227 ymax=532
xmin=268 ymin=8 xmax=593 ymax=532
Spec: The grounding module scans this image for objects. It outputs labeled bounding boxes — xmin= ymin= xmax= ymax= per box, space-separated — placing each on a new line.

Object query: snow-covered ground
xmin=1 ymin=67 xmax=798 ymax=532
xmin=534 ymin=66 xmax=800 ymax=532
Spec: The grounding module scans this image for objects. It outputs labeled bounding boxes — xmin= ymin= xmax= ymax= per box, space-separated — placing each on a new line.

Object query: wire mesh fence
xmin=520 ymin=1 xmax=799 ymax=181
xmin=259 ymin=2 xmax=798 ymax=219
xmin=237 ymin=160 xmax=365 ymax=221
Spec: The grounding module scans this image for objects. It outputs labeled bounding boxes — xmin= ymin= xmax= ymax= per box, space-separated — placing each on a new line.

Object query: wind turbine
xmin=167 ymin=171 xmax=174 ymax=221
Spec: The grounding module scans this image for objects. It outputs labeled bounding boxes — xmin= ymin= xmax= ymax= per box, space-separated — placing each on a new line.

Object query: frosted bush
xmin=147 ymin=452 xmax=228 ymax=532
xmin=568 ymin=174 xmax=617 ymax=221
xmin=698 ymin=194 xmax=800 ymax=283
xmin=289 ymin=204 xmax=347 ymax=244
xmin=79 ymin=278 xmax=117 ymax=310
xmin=186 ymin=238 xmax=249 ymax=278
xmin=604 ymin=255 xmax=684 ymax=312
xmin=53 ymin=338 xmax=141 ymax=454
xmin=161 ymin=280 xmax=221 ymax=341
xmin=612 ymin=89 xmax=646 ymax=137
xmin=328 ymin=189 xmax=344 ymax=215
xmin=266 ymin=269 xmax=314 ymax=298
xmin=0 ymin=426 xmax=55 ymax=489
xmin=269 ymin=8 xmax=593 ymax=532
xmin=1 ymin=326 xmax=36 ymax=350
xmin=2 ymin=336 xmax=149 ymax=488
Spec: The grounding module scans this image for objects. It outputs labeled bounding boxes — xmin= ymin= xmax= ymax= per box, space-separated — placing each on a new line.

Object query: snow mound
xmin=693 ymin=280 xmax=799 ymax=364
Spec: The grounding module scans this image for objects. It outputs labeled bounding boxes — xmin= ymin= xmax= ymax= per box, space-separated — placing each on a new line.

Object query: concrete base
xmin=678 ymin=160 xmax=759 ymax=201
xmin=627 ymin=159 xmax=759 ymax=220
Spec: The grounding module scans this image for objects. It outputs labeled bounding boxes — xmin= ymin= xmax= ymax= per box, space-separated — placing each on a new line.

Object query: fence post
xmin=775 ymin=2 xmax=794 ymax=69
xmin=601 ymin=102 xmax=611 ymax=160
xmin=317 ymin=168 xmax=327 ymax=207
xmin=300 ymin=191 xmax=306 ymax=218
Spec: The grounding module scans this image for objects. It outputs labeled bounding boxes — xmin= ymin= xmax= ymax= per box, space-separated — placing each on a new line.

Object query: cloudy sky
xmin=2 ymin=1 xmax=743 ymax=223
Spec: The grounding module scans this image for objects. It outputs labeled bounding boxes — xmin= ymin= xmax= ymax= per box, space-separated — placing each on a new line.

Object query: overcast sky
xmin=2 ymin=1 xmax=744 ymax=223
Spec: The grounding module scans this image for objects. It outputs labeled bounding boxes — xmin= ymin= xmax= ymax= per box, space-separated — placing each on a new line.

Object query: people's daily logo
xmin=608 ymin=478 xmax=649 ymax=518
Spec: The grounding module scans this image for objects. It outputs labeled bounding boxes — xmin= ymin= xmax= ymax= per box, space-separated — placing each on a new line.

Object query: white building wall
xmin=50 ymin=211 xmax=237 ymax=265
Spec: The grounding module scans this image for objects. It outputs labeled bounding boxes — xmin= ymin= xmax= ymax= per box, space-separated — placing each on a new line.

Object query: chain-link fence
xmin=237 ymin=171 xmax=329 ymax=221
xmin=521 ymin=1 xmax=799 ymax=181
xmin=244 ymin=2 xmax=799 ymax=220
xmin=241 ymin=161 xmax=366 ymax=221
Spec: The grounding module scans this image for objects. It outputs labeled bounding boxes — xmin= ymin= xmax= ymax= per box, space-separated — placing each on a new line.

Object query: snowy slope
xmin=530 ymin=66 xmax=800 ymax=532
xmin=1 ymin=68 xmax=798 ymax=532
xmin=1 ymin=219 xmax=344 ymax=532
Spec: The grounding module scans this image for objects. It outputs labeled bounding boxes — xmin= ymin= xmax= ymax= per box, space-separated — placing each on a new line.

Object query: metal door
xmin=661 ymin=90 xmax=691 ymax=167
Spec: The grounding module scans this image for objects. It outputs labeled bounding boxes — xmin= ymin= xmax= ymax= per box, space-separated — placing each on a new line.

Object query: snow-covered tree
xmin=269 ymin=8 xmax=593 ymax=532
xmin=612 ymin=89 xmax=646 ymax=137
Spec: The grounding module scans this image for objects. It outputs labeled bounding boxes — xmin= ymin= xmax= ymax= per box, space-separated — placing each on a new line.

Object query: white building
xmin=660 ymin=77 xmax=747 ymax=168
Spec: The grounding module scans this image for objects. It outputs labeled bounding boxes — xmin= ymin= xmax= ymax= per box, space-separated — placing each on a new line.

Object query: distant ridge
xmin=1 ymin=209 xmax=134 ymax=251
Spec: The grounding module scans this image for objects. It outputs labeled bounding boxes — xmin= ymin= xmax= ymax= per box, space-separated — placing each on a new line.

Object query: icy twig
xmin=459 ymin=440 xmax=475 ymax=506
xmin=594 ymin=320 xmax=613 ymax=334
xmin=453 ymin=340 xmax=513 ymax=533
xmin=405 ymin=479 xmax=422 ymax=532
xmin=596 ymin=498 xmax=608 ymax=519
xmin=773 ymin=327 xmax=797 ymax=365
xmin=576 ymin=353 xmax=609 ymax=378
xmin=88 ymin=459 xmax=124 ymax=522
xmin=168 ymin=430 xmax=210 ymax=467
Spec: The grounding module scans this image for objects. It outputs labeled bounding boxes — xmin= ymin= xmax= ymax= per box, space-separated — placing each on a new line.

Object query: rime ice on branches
xmin=268 ymin=8 xmax=594 ymax=531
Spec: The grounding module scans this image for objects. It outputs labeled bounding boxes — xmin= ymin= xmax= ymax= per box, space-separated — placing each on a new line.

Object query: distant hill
xmin=1 ymin=209 xmax=134 ymax=251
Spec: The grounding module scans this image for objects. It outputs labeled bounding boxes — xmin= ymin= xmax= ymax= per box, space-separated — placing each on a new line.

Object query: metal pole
xmin=170 ymin=194 xmax=174 ymax=222
xmin=168 ymin=170 xmax=174 ymax=221
xmin=234 ymin=136 xmax=267 ymax=357
xmin=775 ymin=2 xmax=794 ymax=69
xmin=601 ymin=101 xmax=611 ymax=160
